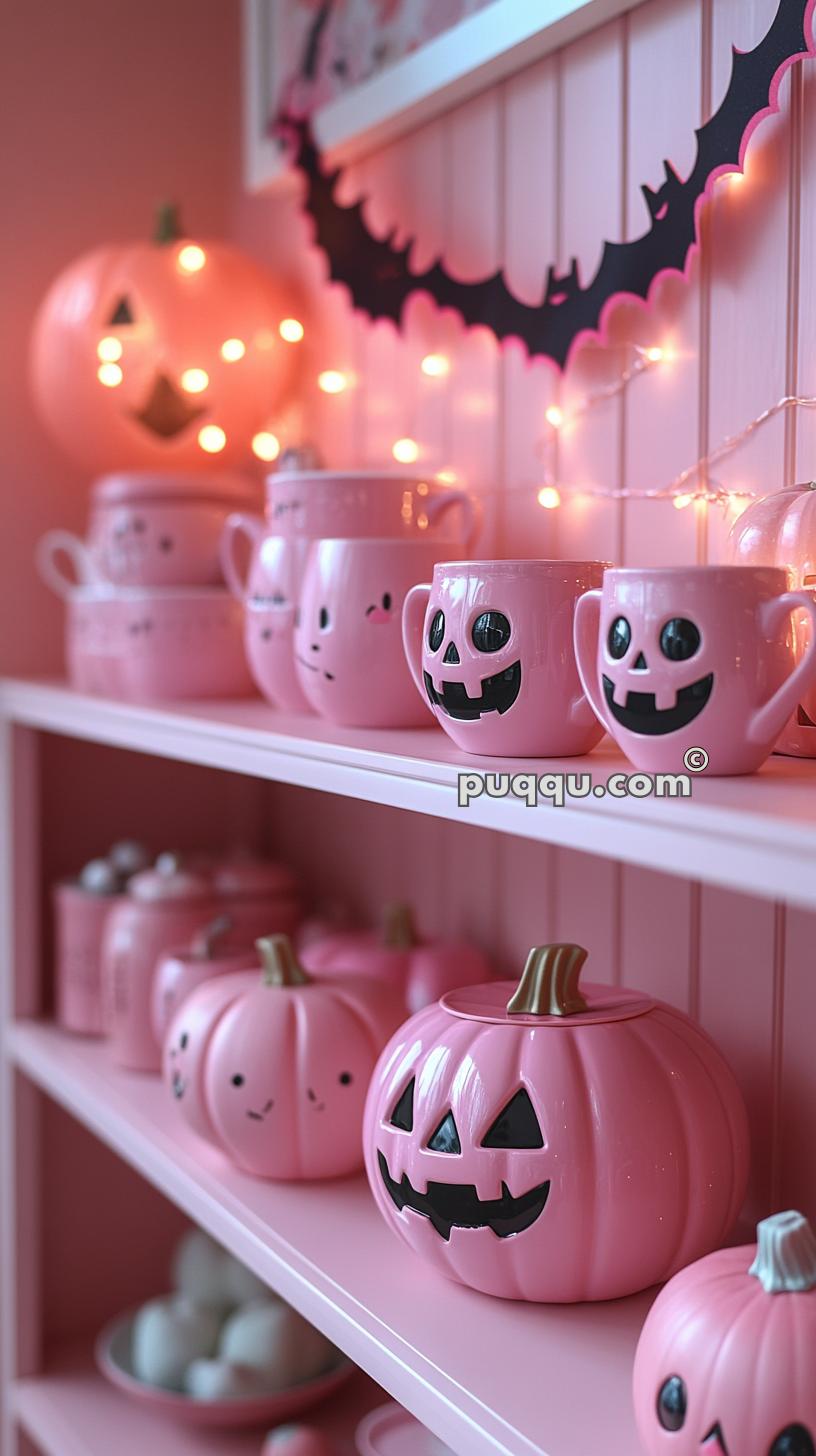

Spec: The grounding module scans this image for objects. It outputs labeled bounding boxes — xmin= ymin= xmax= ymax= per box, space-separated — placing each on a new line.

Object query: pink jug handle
xmin=402 ymin=583 xmax=432 ymax=701
xmin=36 ymin=530 xmax=100 ymax=598
xmin=748 ymin=591 xmax=816 ymax=745
xmin=426 ymin=490 xmax=482 ymax=553
xmin=220 ymin=512 xmax=265 ymax=601
xmin=572 ymin=589 xmax=609 ymax=728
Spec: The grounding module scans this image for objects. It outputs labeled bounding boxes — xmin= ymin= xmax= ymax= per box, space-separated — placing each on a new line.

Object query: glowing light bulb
xmin=220 ymin=338 xmax=246 ymax=362
xmin=177 ymin=243 xmax=206 ymax=273
xmin=421 ymin=353 xmax=450 ymax=378
xmin=318 ymin=370 xmax=348 ymax=395
xmin=537 ymin=486 xmax=561 ymax=510
xmin=545 ymin=405 xmax=564 ymax=430
xmin=279 ymin=318 xmax=305 ymax=343
xmin=97 ymin=362 xmax=122 ymax=387
xmin=437 ymin=468 xmax=458 ymax=484
xmin=392 ymin=437 xmax=420 ymax=464
xmin=97 ymin=336 xmax=123 ymax=362
xmin=645 ymin=346 xmax=665 ymax=364
xmin=180 ymin=368 xmax=209 ymax=394
xmin=251 ymin=431 xmax=281 ymax=462
xmin=673 ymin=492 xmax=694 ymax=510
xmin=198 ymin=424 xmax=226 ymax=453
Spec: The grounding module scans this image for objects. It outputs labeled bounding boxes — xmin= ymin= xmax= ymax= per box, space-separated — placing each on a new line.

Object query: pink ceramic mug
xmin=295 ymin=539 xmax=458 ymax=728
xmin=573 ymin=565 xmax=816 ymax=775
xmin=403 ymin=559 xmax=608 ymax=756
xmin=264 ymin=468 xmax=481 ymax=543
xmin=221 ymin=527 xmax=313 ymax=713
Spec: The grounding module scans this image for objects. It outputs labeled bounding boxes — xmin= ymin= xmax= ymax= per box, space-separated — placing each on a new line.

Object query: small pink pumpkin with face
xmin=633 ymin=1209 xmax=816 ymax=1456
xmin=364 ymin=944 xmax=748 ymax=1303
xmin=163 ymin=935 xmax=403 ymax=1179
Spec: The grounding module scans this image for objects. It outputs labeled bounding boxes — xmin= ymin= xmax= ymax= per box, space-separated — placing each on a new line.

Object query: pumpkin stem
xmin=748 ymin=1210 xmax=816 ymax=1293
xmin=154 ymin=202 xmax=183 ymax=245
xmin=381 ymin=901 xmax=418 ymax=949
xmin=192 ymin=914 xmax=233 ymax=960
xmin=507 ymin=944 xmax=589 ymax=1017
xmin=256 ymin=934 xmax=311 ymax=987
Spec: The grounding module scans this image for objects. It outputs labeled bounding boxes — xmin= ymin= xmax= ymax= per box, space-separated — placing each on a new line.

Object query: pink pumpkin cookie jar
xmin=633 ymin=1209 xmax=816 ymax=1456
xmin=163 ymin=935 xmax=403 ymax=1179
xmin=363 ymin=943 xmax=749 ymax=1304
xmin=403 ymin=559 xmax=607 ymax=757
xmin=150 ymin=915 xmax=257 ymax=1045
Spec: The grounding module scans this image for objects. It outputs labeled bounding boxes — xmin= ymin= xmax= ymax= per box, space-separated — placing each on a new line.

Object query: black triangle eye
xmin=389 ymin=1078 xmax=415 ymax=1131
xmin=427 ymin=1111 xmax=461 ymax=1154
xmin=482 ymin=1088 xmax=543 ymax=1149
xmin=769 ymin=1426 xmax=815 ymax=1456
xmin=107 ymin=295 xmax=135 ymax=326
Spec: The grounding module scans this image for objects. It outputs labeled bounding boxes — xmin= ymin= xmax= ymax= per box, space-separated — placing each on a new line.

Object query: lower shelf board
xmin=13 ymin=1341 xmax=380 ymax=1456
xmin=9 ymin=1022 xmax=653 ymax=1456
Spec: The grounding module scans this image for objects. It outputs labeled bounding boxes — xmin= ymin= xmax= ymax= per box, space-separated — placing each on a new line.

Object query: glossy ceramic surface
xmin=150 ymin=943 xmax=257 ymax=1045
xmin=53 ymin=882 xmax=122 ymax=1036
xmin=265 ymin=470 xmax=480 ymax=545
xmin=296 ymin=539 xmax=456 ymax=729
xmin=574 ymin=566 xmax=816 ymax=775
xmin=221 ymin=523 xmax=313 ymax=712
xmin=403 ymin=559 xmax=607 ymax=756
xmin=356 ymin=1402 xmax=455 ymax=1455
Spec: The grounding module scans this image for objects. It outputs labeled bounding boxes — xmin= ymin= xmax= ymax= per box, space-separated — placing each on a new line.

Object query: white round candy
xmin=173 ymin=1229 xmax=230 ymax=1309
xmin=219 ymin=1300 xmax=335 ymax=1388
xmin=79 ymin=858 xmax=118 ymax=895
xmin=184 ymin=1357 xmax=274 ymax=1401
xmin=221 ymin=1252 xmax=272 ymax=1307
xmin=108 ymin=839 xmax=150 ymax=878
xmin=131 ymin=1296 xmax=220 ymax=1391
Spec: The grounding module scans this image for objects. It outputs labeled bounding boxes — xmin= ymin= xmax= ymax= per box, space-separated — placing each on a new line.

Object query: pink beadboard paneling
xmin=620 ymin=866 xmax=693 ymax=1004
xmin=794 ymin=64 xmax=816 ymax=477
xmin=777 ymin=906 xmax=816 ymax=1217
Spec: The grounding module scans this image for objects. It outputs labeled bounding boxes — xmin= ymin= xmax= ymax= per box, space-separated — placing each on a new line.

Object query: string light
xmin=421 ymin=353 xmax=450 ymax=378
xmin=437 ymin=468 xmax=458 ymax=484
xmin=180 ymin=368 xmax=209 ymax=394
xmin=177 ymin=244 xmax=206 ymax=273
xmin=251 ymin=431 xmax=281 ymax=462
xmin=392 ymin=437 xmax=420 ymax=464
xmin=198 ymin=424 xmax=227 ymax=453
xmin=537 ymin=486 xmax=561 ymax=510
xmin=318 ymin=369 xmax=348 ymax=394
xmin=673 ymin=493 xmax=695 ymax=510
xmin=97 ymin=337 xmax=122 ymax=362
xmin=279 ymin=318 xmax=305 ymax=343
xmin=644 ymin=346 xmax=665 ymax=364
xmin=545 ymin=404 xmax=564 ymax=430
xmin=97 ymin=362 xmax=122 ymax=387
xmin=220 ymin=338 xmax=246 ymax=362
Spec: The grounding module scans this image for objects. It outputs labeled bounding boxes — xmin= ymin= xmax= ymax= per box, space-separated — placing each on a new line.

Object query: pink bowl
xmin=355 ymin=1403 xmax=454 ymax=1455
xmin=96 ymin=1312 xmax=354 ymax=1430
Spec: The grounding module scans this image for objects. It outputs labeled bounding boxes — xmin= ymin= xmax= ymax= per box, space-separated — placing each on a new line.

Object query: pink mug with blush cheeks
xmin=403 ymin=559 xmax=608 ymax=756
xmin=573 ymin=565 xmax=816 ymax=775
xmin=221 ymin=524 xmax=313 ymax=713
xmin=295 ymin=539 xmax=459 ymax=729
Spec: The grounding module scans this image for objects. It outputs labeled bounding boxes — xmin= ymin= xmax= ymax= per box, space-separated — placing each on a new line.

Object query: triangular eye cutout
xmin=482 ymin=1088 xmax=543 ymax=1149
xmin=389 ymin=1077 xmax=415 ymax=1131
xmin=107 ymin=295 xmax=135 ymax=326
xmin=427 ymin=1111 xmax=461 ymax=1155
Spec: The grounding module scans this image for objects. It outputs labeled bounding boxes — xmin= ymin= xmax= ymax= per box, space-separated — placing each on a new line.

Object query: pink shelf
xmin=13 ymin=1339 xmax=379 ymax=1456
xmin=10 ymin=1022 xmax=650 ymax=1456
xmin=2 ymin=676 xmax=816 ymax=907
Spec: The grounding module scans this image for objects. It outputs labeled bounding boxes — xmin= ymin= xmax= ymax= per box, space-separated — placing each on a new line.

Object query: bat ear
xmin=642 ymin=160 xmax=682 ymax=222
xmin=544 ymin=258 xmax=580 ymax=308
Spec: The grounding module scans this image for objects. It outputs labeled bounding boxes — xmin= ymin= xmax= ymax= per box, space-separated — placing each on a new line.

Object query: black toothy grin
xmin=377 ymin=1150 xmax=549 ymax=1241
xmin=702 ymin=1424 xmax=729 ymax=1455
xmin=423 ymin=661 xmax=521 ymax=720
xmin=603 ymin=673 xmax=713 ymax=736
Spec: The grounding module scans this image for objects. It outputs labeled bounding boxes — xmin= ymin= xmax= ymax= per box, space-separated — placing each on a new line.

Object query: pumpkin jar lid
xmin=129 ymin=852 xmax=212 ymax=904
xmin=211 ymin=856 xmax=299 ymax=901
xmin=442 ymin=943 xmax=654 ymax=1027
xmin=92 ymin=470 xmax=259 ymax=510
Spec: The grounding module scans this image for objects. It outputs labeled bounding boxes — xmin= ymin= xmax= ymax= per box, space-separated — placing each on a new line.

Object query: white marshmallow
xmin=173 ymin=1229 xmax=230 ymax=1309
xmin=219 ymin=1300 xmax=335 ymax=1388
xmin=184 ymin=1357 xmax=275 ymax=1401
xmin=221 ymin=1252 xmax=272 ymax=1307
xmin=131 ymin=1295 xmax=220 ymax=1391
xmin=79 ymin=857 xmax=118 ymax=895
xmin=108 ymin=839 xmax=150 ymax=878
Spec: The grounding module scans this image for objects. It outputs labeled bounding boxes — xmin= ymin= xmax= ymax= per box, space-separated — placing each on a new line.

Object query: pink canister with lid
xmin=101 ymin=855 xmax=217 ymax=1071
xmin=209 ymin=855 xmax=302 ymax=945
xmin=53 ymin=882 xmax=124 ymax=1035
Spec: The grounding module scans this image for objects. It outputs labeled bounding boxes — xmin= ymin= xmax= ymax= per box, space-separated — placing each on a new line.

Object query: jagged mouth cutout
xmin=378 ymin=1151 xmax=550 ymax=1241
xmin=424 ymin=661 xmax=522 ymax=720
xmin=603 ymin=672 xmax=713 ymax=735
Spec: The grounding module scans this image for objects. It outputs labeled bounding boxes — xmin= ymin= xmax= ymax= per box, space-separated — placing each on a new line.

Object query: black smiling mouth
xmin=602 ymin=672 xmax=713 ymax=736
xmin=423 ymin=661 xmax=521 ymax=721
xmin=246 ymin=1098 xmax=274 ymax=1122
xmin=377 ymin=1150 xmax=550 ymax=1242
xmin=133 ymin=373 xmax=206 ymax=439
xmin=296 ymin=654 xmax=334 ymax=682
xmin=171 ymin=1070 xmax=186 ymax=1100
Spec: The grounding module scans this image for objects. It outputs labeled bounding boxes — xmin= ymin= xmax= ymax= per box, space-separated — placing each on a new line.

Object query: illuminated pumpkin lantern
xmin=30 ymin=205 xmax=301 ymax=472
xmin=633 ymin=1209 xmax=816 ymax=1456
xmin=363 ymin=943 xmax=749 ymax=1303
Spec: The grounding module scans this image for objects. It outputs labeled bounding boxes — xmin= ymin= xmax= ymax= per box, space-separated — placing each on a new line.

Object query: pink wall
xmin=0 ymin=0 xmax=242 ymax=675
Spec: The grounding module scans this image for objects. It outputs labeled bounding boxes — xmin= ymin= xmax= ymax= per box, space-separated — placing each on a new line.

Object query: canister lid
xmin=442 ymin=944 xmax=654 ymax=1027
xmin=129 ymin=852 xmax=212 ymax=904
xmin=92 ymin=470 xmax=259 ymax=509
xmin=210 ymin=856 xmax=298 ymax=899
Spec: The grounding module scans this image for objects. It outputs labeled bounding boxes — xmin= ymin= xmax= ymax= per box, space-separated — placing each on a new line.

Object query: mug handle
xmin=426 ymin=491 xmax=482 ymax=553
xmin=36 ymin=530 xmax=99 ymax=598
xmin=402 ymin=583 xmax=432 ymax=701
xmin=747 ymin=591 xmax=816 ymax=745
xmin=572 ymin=589 xmax=609 ymax=728
xmin=220 ymin=512 xmax=265 ymax=601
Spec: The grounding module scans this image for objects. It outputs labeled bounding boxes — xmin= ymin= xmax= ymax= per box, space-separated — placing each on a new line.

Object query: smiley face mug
xmin=573 ymin=566 xmax=816 ymax=775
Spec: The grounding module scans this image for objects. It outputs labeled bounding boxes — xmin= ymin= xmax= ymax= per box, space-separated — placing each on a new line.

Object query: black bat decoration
xmin=281 ymin=0 xmax=815 ymax=370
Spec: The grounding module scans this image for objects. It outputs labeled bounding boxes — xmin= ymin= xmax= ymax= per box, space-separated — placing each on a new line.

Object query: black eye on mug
xmin=472 ymin=611 xmax=511 ymax=653
xmin=607 ymin=616 xmax=631 ymax=659
xmin=660 ymin=617 xmax=700 ymax=661
xmin=231 ymin=1074 xmax=245 ymax=1088
xmin=428 ymin=610 xmax=445 ymax=651
xmin=769 ymin=1426 xmax=815 ymax=1456
xmin=656 ymin=1376 xmax=687 ymax=1432
xmin=319 ymin=606 xmax=330 ymax=630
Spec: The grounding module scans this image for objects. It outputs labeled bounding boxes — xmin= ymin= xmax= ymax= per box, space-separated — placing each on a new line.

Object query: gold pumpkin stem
xmin=507 ymin=944 xmax=589 ymax=1017
xmin=256 ymin=934 xmax=311 ymax=987
xmin=749 ymin=1210 xmax=816 ymax=1293
xmin=192 ymin=914 xmax=233 ymax=961
xmin=381 ymin=901 xmax=418 ymax=949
